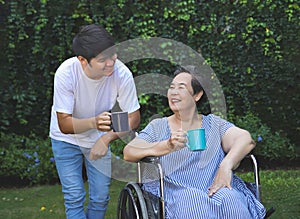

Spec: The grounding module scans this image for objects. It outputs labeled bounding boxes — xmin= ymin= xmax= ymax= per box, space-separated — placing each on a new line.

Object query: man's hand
xmin=89 ymin=136 xmax=109 ymax=160
xmin=95 ymin=112 xmax=112 ymax=132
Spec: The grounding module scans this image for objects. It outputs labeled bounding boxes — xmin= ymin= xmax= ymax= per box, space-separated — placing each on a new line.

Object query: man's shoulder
xmin=58 ymin=57 xmax=78 ymax=67
xmin=114 ymin=59 xmax=133 ymax=77
xmin=55 ymin=57 xmax=81 ymax=77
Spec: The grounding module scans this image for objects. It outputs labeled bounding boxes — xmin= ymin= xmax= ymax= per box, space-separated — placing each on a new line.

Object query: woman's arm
xmin=124 ymin=128 xmax=186 ymax=162
xmin=208 ymin=126 xmax=255 ymax=197
xmin=123 ymin=138 xmax=171 ymax=162
xmin=221 ymin=126 xmax=256 ymax=170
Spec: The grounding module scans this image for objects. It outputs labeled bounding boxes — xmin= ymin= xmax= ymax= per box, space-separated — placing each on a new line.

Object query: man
xmin=49 ymin=24 xmax=140 ymax=219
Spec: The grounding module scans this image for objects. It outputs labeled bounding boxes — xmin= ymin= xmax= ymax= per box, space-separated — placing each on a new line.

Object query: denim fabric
xmin=51 ymin=138 xmax=111 ymax=219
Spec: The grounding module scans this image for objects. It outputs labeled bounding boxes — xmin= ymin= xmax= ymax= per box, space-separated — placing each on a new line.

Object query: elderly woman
xmin=123 ymin=66 xmax=266 ymax=219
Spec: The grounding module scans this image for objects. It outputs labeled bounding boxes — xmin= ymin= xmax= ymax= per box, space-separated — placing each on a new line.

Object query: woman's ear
xmin=194 ymin=90 xmax=203 ymax=102
xmin=77 ymin=56 xmax=88 ymax=68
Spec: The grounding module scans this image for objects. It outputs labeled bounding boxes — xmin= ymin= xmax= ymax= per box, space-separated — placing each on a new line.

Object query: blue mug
xmin=186 ymin=128 xmax=206 ymax=151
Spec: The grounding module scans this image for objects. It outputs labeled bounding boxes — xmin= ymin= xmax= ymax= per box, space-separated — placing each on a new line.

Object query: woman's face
xmin=167 ymin=72 xmax=198 ymax=112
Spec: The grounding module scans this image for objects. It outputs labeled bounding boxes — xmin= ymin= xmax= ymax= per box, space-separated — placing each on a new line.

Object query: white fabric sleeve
xmin=117 ymin=72 xmax=140 ymax=113
xmin=52 ymin=70 xmax=74 ymax=115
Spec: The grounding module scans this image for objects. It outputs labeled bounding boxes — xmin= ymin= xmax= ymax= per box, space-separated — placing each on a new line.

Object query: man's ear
xmin=77 ymin=56 xmax=88 ymax=67
xmin=194 ymin=90 xmax=204 ymax=102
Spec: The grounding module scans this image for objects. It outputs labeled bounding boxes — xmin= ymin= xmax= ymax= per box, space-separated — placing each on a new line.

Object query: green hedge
xmin=230 ymin=112 xmax=296 ymax=160
xmin=0 ymin=1 xmax=298 ymax=155
xmin=0 ymin=133 xmax=58 ymax=185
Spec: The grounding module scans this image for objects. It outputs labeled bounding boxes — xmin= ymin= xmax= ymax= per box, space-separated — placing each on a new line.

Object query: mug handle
xmin=186 ymin=133 xmax=190 ymax=148
xmin=108 ymin=114 xmax=114 ymax=131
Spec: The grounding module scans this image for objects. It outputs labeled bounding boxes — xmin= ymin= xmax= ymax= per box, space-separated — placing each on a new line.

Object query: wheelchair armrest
xmin=140 ymin=156 xmax=160 ymax=164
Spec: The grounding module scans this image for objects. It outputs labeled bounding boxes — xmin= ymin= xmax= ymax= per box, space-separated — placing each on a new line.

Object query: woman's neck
xmin=171 ymin=111 xmax=202 ymax=131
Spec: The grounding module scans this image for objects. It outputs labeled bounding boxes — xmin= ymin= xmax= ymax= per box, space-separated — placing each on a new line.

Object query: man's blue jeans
xmin=51 ymin=138 xmax=111 ymax=219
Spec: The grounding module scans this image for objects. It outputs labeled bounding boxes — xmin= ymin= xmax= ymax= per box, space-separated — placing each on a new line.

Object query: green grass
xmin=0 ymin=170 xmax=299 ymax=219
xmin=237 ymin=169 xmax=300 ymax=219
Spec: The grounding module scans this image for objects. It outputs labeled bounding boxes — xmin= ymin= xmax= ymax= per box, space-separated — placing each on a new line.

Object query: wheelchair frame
xmin=117 ymin=154 xmax=273 ymax=219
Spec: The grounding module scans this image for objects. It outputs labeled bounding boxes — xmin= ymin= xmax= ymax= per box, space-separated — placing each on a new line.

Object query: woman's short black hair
xmin=72 ymin=24 xmax=115 ymax=62
xmin=173 ymin=65 xmax=210 ymax=113
xmin=174 ymin=65 xmax=204 ymax=95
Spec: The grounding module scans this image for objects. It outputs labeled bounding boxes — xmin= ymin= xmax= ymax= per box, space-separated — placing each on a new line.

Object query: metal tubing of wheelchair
xmin=137 ymin=162 xmax=142 ymax=184
xmin=250 ymin=154 xmax=261 ymax=201
xmin=157 ymin=163 xmax=166 ymax=219
xmin=138 ymin=157 xmax=166 ymax=219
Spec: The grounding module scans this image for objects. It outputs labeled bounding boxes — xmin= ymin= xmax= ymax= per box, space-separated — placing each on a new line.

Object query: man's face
xmin=84 ymin=53 xmax=117 ymax=80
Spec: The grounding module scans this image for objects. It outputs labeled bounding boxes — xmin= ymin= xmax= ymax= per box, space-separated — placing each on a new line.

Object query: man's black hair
xmin=72 ymin=24 xmax=115 ymax=62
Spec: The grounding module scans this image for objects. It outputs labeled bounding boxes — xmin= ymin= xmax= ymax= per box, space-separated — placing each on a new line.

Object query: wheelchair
xmin=117 ymin=154 xmax=275 ymax=219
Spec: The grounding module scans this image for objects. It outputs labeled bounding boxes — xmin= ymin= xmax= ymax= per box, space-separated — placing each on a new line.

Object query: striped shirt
xmin=138 ymin=114 xmax=266 ymax=219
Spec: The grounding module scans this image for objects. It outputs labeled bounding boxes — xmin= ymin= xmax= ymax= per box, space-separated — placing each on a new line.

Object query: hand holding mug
xmin=95 ymin=112 xmax=112 ymax=132
xmin=167 ymin=129 xmax=187 ymax=151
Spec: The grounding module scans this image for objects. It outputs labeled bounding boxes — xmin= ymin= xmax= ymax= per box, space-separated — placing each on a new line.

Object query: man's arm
xmin=56 ymin=111 xmax=111 ymax=134
xmin=88 ymin=109 xmax=140 ymax=160
xmin=128 ymin=109 xmax=141 ymax=130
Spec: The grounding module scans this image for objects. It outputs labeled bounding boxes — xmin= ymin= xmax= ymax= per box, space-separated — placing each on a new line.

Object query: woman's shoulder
xmin=203 ymin=113 xmax=228 ymax=122
xmin=142 ymin=117 xmax=169 ymax=133
xmin=202 ymin=114 xmax=234 ymax=129
xmin=148 ymin=117 xmax=168 ymax=126
xmin=139 ymin=117 xmax=169 ymax=140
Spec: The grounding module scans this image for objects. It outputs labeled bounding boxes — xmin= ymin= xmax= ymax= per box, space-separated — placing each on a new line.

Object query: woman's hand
xmin=167 ymin=129 xmax=187 ymax=151
xmin=89 ymin=136 xmax=109 ymax=160
xmin=208 ymin=163 xmax=233 ymax=197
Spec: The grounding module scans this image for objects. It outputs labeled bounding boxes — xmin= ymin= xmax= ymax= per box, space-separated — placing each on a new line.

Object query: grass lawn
xmin=0 ymin=170 xmax=299 ymax=219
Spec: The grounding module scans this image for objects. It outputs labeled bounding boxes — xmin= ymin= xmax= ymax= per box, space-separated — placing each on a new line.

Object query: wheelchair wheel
xmin=117 ymin=182 xmax=149 ymax=219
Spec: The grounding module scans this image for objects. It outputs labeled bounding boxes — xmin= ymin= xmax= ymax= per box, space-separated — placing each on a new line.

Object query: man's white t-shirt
xmin=49 ymin=57 xmax=140 ymax=148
